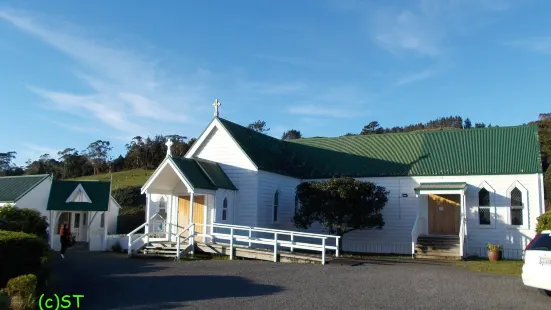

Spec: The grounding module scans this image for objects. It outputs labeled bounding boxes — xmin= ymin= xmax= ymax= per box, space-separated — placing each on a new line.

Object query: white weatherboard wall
xmin=190 ymin=125 xmax=258 ymax=226
xmin=286 ymin=173 xmax=543 ymax=258
xmin=257 ymin=171 xmax=300 ymax=229
xmin=14 ymin=177 xmax=52 ymax=223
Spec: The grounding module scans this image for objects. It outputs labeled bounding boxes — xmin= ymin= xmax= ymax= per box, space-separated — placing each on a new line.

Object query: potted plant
xmin=486 ymin=243 xmax=503 ymax=261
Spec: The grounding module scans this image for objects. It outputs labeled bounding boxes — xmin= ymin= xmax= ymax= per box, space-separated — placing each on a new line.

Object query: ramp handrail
xmin=205 ymin=223 xmax=341 ymax=265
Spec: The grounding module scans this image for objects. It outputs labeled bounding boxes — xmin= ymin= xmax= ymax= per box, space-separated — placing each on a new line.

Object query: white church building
xmin=137 ymin=102 xmax=546 ymax=260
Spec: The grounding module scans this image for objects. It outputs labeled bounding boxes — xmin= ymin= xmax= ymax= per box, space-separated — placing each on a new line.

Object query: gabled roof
xmin=0 ymin=174 xmax=50 ymax=202
xmin=171 ymin=157 xmax=237 ymax=191
xmin=216 ymin=118 xmax=543 ymax=178
xmin=47 ymin=181 xmax=111 ymax=211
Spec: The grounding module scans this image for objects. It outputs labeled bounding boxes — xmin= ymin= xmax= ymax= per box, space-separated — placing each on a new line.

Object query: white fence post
xmin=127 ymin=236 xmax=131 ymax=256
xmin=248 ymin=229 xmax=252 ymax=247
xmin=290 ymin=233 xmax=294 ymax=252
xmin=321 ymin=238 xmax=326 ymax=265
xmin=335 ymin=237 xmax=339 ymax=257
xmin=274 ymin=233 xmax=278 ymax=262
xmin=230 ymin=227 xmax=234 ymax=260
xmin=190 ymin=224 xmax=195 ymax=255
xmin=176 ymin=235 xmax=181 ymax=260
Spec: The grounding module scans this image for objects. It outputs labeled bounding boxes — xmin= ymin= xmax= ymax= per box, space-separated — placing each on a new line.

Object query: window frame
xmin=222 ymin=197 xmax=228 ymax=221
xmin=273 ymin=190 xmax=279 ymax=223
xmin=506 ymin=181 xmax=529 ymax=230
xmin=476 ymin=181 xmax=496 ymax=229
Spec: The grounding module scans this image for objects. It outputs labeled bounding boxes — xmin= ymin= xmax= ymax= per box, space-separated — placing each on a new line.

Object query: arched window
xmin=100 ymin=212 xmax=105 ymax=228
xmin=222 ymin=197 xmax=228 ymax=221
xmin=158 ymin=197 xmax=167 ymax=216
xmin=273 ymin=191 xmax=279 ymax=222
xmin=478 ymin=188 xmax=490 ymax=225
xmin=294 ymin=194 xmax=299 ymax=215
xmin=510 ymin=187 xmax=523 ymax=226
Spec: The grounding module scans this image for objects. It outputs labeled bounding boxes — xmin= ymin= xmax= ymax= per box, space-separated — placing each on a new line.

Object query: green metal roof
xmin=217 ymin=118 xmax=543 ymax=178
xmin=414 ymin=182 xmax=467 ymax=191
xmin=0 ymin=174 xmax=49 ymax=202
xmin=171 ymin=157 xmax=237 ymax=191
xmin=46 ymin=181 xmax=111 ymax=211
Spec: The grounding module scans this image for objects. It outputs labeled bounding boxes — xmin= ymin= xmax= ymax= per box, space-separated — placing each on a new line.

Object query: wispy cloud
xmin=50 ymin=121 xmax=100 ymax=134
xmin=368 ymin=0 xmax=514 ymax=57
xmin=395 ymin=68 xmax=438 ymax=86
xmin=0 ymin=9 xmax=212 ymax=136
xmin=21 ymin=143 xmax=60 ymax=160
xmin=504 ymin=36 xmax=551 ymax=54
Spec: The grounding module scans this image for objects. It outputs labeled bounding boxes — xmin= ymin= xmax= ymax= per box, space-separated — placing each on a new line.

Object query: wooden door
xmin=428 ymin=194 xmax=460 ymax=235
xmin=177 ymin=196 xmax=205 ymax=241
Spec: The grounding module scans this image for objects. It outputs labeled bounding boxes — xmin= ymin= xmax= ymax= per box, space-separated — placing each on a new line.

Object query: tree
xmin=281 ymin=129 xmax=302 ymax=140
xmin=293 ymin=177 xmax=389 ymax=252
xmin=360 ymin=121 xmax=384 ymax=135
xmin=0 ymin=152 xmax=17 ymax=172
xmin=85 ymin=140 xmax=112 ymax=175
xmin=464 ymin=118 xmax=472 ymax=129
xmin=474 ymin=123 xmax=486 ymax=128
xmin=247 ymin=120 xmax=270 ymax=133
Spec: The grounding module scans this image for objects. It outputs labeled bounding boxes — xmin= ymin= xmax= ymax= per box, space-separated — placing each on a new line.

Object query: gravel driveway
xmin=49 ymin=250 xmax=550 ymax=309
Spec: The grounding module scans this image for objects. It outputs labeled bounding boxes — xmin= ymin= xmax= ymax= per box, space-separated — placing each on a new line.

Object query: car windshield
xmin=526 ymin=233 xmax=551 ymax=251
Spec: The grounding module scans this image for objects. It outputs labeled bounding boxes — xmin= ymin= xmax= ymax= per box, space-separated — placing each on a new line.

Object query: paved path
xmin=48 ymin=249 xmax=551 ymax=309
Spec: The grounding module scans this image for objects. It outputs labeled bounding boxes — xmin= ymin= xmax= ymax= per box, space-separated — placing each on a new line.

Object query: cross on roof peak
xmin=213 ymin=99 xmax=221 ymax=117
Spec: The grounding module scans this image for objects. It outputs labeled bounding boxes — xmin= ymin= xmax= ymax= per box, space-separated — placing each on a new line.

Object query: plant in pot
xmin=486 ymin=243 xmax=503 ymax=261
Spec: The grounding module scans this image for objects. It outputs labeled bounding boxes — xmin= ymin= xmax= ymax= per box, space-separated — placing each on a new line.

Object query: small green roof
xmin=414 ymin=182 xmax=467 ymax=191
xmin=171 ymin=157 xmax=237 ymax=191
xmin=0 ymin=174 xmax=49 ymax=202
xmin=217 ymin=118 xmax=543 ymax=178
xmin=46 ymin=181 xmax=111 ymax=211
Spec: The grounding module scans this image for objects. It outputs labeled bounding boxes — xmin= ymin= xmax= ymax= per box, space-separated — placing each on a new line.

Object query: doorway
xmin=427 ymin=194 xmax=460 ymax=235
xmin=177 ymin=195 xmax=206 ymax=242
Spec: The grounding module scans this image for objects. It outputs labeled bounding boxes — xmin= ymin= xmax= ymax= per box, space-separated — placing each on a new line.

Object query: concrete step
xmin=416 ymin=245 xmax=460 ymax=251
xmin=417 ymin=238 xmax=459 ymax=244
xmin=414 ymin=254 xmax=462 ymax=260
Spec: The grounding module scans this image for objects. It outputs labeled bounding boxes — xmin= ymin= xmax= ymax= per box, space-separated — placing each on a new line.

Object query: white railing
xmin=411 ymin=216 xmax=425 ymax=257
xmin=205 ymin=223 xmax=341 ymax=265
xmin=127 ymin=213 xmax=168 ymax=256
xmin=459 ymin=215 xmax=467 ymax=258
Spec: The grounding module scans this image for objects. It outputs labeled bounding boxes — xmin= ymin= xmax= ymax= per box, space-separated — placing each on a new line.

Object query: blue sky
xmin=1 ymin=0 xmax=551 ymax=166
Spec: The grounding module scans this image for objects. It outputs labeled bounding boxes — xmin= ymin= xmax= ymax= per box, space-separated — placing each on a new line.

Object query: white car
xmin=522 ymin=230 xmax=551 ymax=297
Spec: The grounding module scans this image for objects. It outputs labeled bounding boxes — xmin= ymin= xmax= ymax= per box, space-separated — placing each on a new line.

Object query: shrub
xmin=5 ymin=274 xmax=37 ymax=310
xmin=117 ymin=206 xmax=145 ymax=234
xmin=0 ymin=230 xmax=48 ymax=288
xmin=0 ymin=290 xmax=9 ymax=310
xmin=112 ymin=186 xmax=146 ymax=207
xmin=111 ymin=241 xmax=122 ymax=252
xmin=0 ymin=205 xmax=48 ymax=239
xmin=536 ymin=210 xmax=551 ymax=233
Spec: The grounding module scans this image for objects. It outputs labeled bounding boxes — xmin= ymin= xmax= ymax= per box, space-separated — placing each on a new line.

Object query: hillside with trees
xmin=1 ymin=115 xmax=550 ymax=210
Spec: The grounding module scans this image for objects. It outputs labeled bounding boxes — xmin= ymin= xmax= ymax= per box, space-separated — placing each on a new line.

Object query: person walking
xmin=60 ymin=223 xmax=71 ymax=259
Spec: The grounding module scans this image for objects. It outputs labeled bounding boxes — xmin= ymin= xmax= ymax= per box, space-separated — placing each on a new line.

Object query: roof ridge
xmin=218 ymin=117 xmax=284 ymax=143
xmin=0 ymin=174 xmax=50 ymax=179
xmin=292 ymin=124 xmax=537 ymax=141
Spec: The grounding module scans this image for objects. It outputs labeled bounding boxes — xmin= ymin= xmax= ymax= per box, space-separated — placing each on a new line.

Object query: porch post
xmin=189 ymin=192 xmax=195 ymax=239
xmin=174 ymin=195 xmax=179 ymax=242
xmin=145 ymin=193 xmax=150 ymax=244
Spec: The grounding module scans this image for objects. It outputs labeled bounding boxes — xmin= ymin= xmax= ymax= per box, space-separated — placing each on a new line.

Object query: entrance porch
xmin=412 ymin=182 xmax=468 ymax=259
xmin=135 ymin=155 xmax=237 ymax=255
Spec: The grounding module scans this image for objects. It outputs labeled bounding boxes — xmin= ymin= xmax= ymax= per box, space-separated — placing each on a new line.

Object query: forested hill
xmin=1 ymin=115 xmax=550 ymax=208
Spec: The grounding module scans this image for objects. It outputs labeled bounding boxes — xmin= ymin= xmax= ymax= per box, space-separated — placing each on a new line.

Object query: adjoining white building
xmin=138 ymin=106 xmax=545 ymax=260
xmin=0 ymin=175 xmax=120 ymax=251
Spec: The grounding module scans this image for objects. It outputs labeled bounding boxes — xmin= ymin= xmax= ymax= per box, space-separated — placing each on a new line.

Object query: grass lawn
xmin=455 ymin=258 xmax=523 ymax=276
xmin=72 ymin=169 xmax=154 ymax=189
